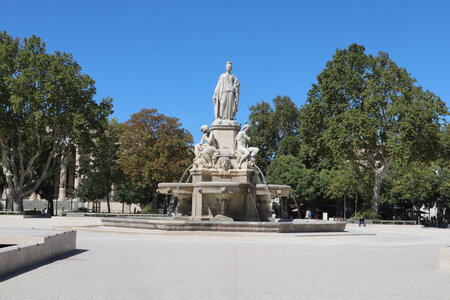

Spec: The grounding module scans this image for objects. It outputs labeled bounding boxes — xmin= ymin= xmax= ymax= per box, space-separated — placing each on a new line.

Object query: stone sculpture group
xmin=158 ymin=61 xmax=291 ymax=221
xmin=194 ymin=62 xmax=258 ymax=170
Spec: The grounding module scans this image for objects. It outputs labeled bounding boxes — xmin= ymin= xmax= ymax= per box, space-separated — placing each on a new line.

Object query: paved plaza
xmin=0 ymin=216 xmax=449 ymax=300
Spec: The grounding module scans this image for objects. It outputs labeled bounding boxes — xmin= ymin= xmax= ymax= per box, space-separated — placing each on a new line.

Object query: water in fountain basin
xmin=289 ymin=193 xmax=302 ymax=219
xmin=247 ymin=191 xmax=261 ymax=222
xmin=254 ymin=165 xmax=273 ymax=211
xmin=149 ymin=192 xmax=160 ymax=213
xmin=167 ymin=164 xmax=193 ymax=216
xmin=173 ymin=173 xmax=192 ymax=215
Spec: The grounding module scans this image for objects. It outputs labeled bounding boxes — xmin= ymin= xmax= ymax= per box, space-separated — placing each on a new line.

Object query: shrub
xmin=140 ymin=204 xmax=157 ymax=214
xmin=77 ymin=207 xmax=89 ymax=212
xmin=355 ymin=210 xmax=381 ymax=220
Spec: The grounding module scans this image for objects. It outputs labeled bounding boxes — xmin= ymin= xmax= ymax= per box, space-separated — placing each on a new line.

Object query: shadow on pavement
xmin=0 ymin=249 xmax=88 ymax=282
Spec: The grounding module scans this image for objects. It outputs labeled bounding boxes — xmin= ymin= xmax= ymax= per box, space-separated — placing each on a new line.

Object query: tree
xmin=0 ymin=31 xmax=112 ymax=211
xmin=325 ymin=163 xmax=358 ymax=200
xmin=300 ymin=44 xmax=448 ymax=212
xmin=74 ymin=176 xmax=106 ymax=203
xmin=0 ymin=168 xmax=6 ymax=209
xmin=381 ymin=161 xmax=448 ymax=222
xmin=76 ymin=118 xmax=122 ymax=212
xmin=113 ymin=180 xmax=150 ymax=208
xmin=266 ymin=155 xmax=319 ymax=203
xmin=248 ymin=96 xmax=300 ymax=173
xmin=118 ymin=108 xmax=193 ymax=195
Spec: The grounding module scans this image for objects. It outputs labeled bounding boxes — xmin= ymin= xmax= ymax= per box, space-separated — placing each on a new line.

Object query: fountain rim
xmin=157 ymin=182 xmax=291 ymax=196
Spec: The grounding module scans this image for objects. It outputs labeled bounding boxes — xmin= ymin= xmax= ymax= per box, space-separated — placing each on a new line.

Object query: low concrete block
xmin=291 ymin=219 xmax=346 ymax=232
xmin=0 ymin=229 xmax=76 ymax=278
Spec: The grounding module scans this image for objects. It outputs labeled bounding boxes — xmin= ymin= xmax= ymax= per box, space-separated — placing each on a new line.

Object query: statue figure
xmin=212 ymin=61 xmax=240 ymax=120
xmin=194 ymin=125 xmax=217 ymax=168
xmin=234 ymin=124 xmax=259 ymax=168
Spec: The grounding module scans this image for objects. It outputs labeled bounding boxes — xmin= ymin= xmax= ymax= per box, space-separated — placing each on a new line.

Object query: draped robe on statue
xmin=213 ymin=73 xmax=240 ymax=120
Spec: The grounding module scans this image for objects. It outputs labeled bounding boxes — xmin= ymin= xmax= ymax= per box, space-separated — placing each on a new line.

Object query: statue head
xmin=225 ymin=61 xmax=232 ymax=72
xmin=242 ymin=124 xmax=250 ymax=132
xmin=200 ymin=125 xmax=210 ymax=133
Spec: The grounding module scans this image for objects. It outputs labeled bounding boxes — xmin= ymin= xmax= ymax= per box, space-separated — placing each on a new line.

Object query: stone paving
xmin=0 ymin=216 xmax=449 ymax=300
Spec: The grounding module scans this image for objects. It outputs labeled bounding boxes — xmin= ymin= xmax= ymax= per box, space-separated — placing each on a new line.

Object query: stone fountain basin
xmin=157 ymin=182 xmax=291 ymax=198
xmin=101 ymin=218 xmax=346 ymax=233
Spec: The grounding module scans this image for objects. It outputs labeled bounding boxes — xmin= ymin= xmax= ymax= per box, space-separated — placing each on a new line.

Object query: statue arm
xmin=200 ymin=134 xmax=207 ymax=145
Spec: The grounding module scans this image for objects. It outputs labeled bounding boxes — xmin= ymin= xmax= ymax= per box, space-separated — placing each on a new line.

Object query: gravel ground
xmin=0 ymin=216 xmax=449 ymax=300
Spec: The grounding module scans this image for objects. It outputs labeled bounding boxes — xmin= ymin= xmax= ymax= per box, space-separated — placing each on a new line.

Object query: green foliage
xmin=326 ymin=164 xmax=358 ymax=198
xmin=383 ymin=161 xmax=450 ymax=209
xmin=248 ymin=96 xmax=300 ymax=173
xmin=299 ymin=43 xmax=448 ymax=212
xmin=325 ymin=163 xmax=358 ymax=199
xmin=113 ymin=181 xmax=150 ymax=206
xmin=0 ymin=31 xmax=112 ymax=211
xmin=266 ymin=155 xmax=321 ymax=203
xmin=354 ymin=210 xmax=381 ymax=220
xmin=140 ymin=203 xmax=158 ymax=214
xmin=77 ymin=118 xmax=123 ymax=212
xmin=278 ymin=136 xmax=302 ymax=157
xmin=74 ymin=178 xmax=106 ymax=202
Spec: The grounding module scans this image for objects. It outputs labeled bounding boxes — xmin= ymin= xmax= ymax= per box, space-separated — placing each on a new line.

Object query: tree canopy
xmin=299 ymin=43 xmax=448 ymax=212
xmin=0 ymin=31 xmax=112 ymax=211
xmin=76 ymin=118 xmax=122 ymax=212
xmin=118 ymin=108 xmax=193 ymax=196
xmin=248 ymin=96 xmax=300 ymax=173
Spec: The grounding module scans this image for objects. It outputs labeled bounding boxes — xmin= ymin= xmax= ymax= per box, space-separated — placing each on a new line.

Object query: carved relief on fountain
xmin=216 ymin=156 xmax=231 ymax=171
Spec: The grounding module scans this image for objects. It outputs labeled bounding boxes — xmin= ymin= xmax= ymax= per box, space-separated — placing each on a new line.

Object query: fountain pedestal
xmin=210 ymin=120 xmax=240 ymax=152
xmin=189 ymin=167 xmax=260 ymax=221
xmin=158 ymin=119 xmax=291 ymax=221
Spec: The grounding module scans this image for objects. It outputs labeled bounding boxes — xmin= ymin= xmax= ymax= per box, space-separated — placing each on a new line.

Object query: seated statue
xmin=194 ymin=125 xmax=217 ymax=168
xmin=234 ymin=124 xmax=259 ymax=168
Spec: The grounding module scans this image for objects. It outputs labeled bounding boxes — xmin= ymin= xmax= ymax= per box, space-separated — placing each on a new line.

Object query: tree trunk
xmin=5 ymin=192 xmax=10 ymax=210
xmin=371 ymin=159 xmax=391 ymax=213
xmin=106 ymin=178 xmax=111 ymax=213
xmin=106 ymin=193 xmax=111 ymax=213
xmin=48 ymin=199 xmax=54 ymax=216
xmin=12 ymin=194 xmax=24 ymax=211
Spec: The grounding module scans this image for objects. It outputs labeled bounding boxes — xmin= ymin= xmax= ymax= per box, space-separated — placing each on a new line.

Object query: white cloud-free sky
xmin=2 ymin=0 xmax=449 ymax=141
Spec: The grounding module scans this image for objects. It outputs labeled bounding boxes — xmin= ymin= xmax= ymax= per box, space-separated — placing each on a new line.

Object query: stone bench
xmin=23 ymin=214 xmax=51 ymax=218
xmin=348 ymin=219 xmax=417 ymax=225
xmin=371 ymin=220 xmax=417 ymax=225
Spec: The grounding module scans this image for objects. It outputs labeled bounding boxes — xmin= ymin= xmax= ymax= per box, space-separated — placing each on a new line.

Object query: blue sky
xmin=1 ymin=0 xmax=449 ymax=141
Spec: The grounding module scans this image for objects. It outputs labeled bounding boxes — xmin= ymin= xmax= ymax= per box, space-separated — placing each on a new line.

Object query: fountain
xmin=102 ymin=62 xmax=346 ymax=232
